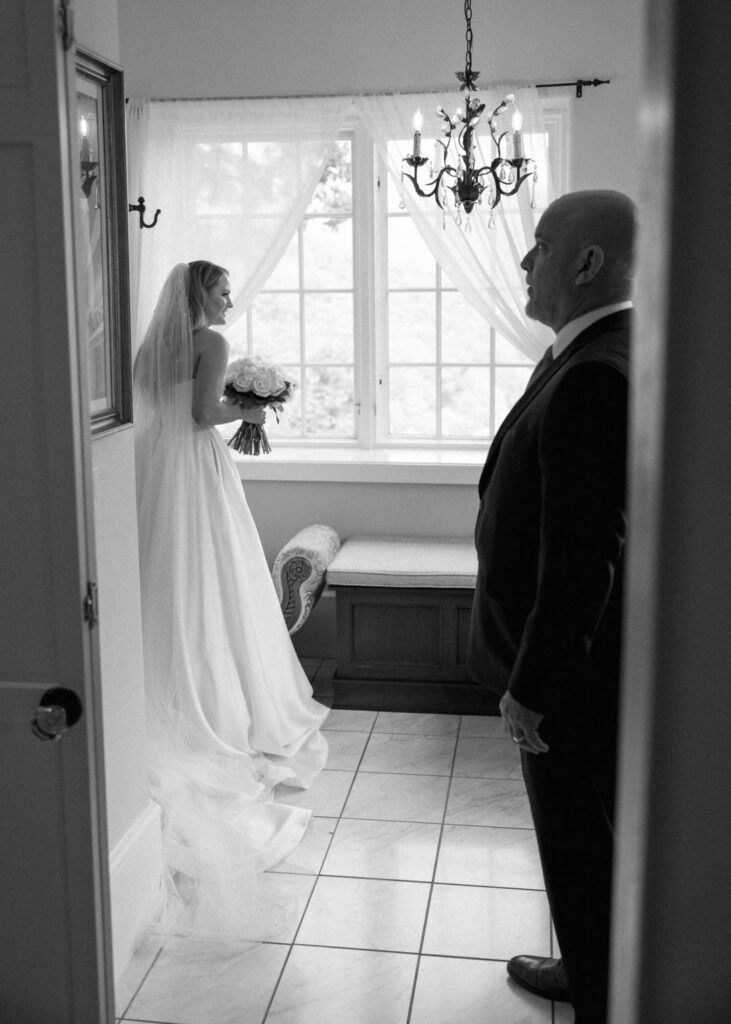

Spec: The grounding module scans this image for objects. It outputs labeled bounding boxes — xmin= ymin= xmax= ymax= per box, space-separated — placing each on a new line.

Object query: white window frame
xmin=238 ymin=95 xmax=570 ymax=481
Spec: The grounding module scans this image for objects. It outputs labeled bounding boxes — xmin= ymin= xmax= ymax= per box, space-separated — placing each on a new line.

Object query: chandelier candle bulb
xmin=511 ymin=110 xmax=524 ymax=161
xmin=80 ymin=115 xmax=90 ymax=162
xmin=412 ymin=110 xmax=423 ymax=157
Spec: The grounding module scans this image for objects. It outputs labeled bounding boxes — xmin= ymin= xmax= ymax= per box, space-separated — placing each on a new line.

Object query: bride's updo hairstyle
xmin=187 ymin=260 xmax=229 ymax=329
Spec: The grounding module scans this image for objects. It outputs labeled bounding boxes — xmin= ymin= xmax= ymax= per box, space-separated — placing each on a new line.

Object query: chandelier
xmin=401 ymin=0 xmax=538 ymax=225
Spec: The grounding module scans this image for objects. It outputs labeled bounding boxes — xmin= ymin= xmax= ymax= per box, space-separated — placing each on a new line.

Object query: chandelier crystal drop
xmin=401 ymin=0 xmax=538 ymax=224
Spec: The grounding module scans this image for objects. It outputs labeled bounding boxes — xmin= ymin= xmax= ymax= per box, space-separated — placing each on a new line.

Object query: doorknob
xmin=31 ymin=687 xmax=84 ymax=741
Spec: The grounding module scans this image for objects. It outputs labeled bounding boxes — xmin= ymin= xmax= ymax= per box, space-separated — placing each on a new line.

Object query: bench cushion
xmin=326 ymin=535 xmax=477 ymax=589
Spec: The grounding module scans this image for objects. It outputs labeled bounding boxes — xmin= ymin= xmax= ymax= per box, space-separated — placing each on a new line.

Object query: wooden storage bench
xmin=325 ymin=536 xmax=498 ymax=714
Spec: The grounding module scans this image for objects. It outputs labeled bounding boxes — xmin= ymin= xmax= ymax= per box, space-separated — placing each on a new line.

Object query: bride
xmin=133 ymin=260 xmax=329 ymax=937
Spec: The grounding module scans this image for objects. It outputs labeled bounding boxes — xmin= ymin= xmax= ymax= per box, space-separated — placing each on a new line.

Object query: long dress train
xmin=135 ymin=381 xmax=329 ymax=938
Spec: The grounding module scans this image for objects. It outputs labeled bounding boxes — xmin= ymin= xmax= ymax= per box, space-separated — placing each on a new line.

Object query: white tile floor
xmin=116 ymin=704 xmax=575 ymax=1024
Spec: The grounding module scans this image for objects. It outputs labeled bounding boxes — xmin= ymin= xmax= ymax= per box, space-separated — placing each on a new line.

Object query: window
xmin=381 ymin=169 xmax=534 ymax=445
xmin=231 ymin=141 xmax=356 ymax=440
xmin=222 ymin=99 xmax=568 ymax=452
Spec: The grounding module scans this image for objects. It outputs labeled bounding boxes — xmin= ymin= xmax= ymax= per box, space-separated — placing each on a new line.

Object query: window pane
xmin=388 ymin=216 xmax=435 ymax=288
xmin=522 ymin=132 xmax=549 ymax=208
xmin=495 ymin=331 xmax=534 ymax=364
xmin=246 ymin=141 xmax=306 ymax=215
xmin=441 ymin=293 xmax=491 ymax=363
xmin=268 ymin=366 xmax=303 ymax=437
xmin=195 ymin=142 xmax=244 ymax=215
xmin=305 ymin=366 xmax=354 ymax=436
xmin=250 ymin=293 xmax=300 ymax=362
xmin=225 ymin=322 xmax=248 ymax=362
xmin=195 ymin=216 xmax=246 ymax=286
xmin=386 ymin=141 xmax=410 ymax=212
xmin=388 ymin=366 xmax=436 ymax=436
xmin=495 ymin=365 xmax=532 ymax=425
xmin=441 ymin=366 xmax=491 ymax=437
xmin=387 ymin=168 xmax=402 ymax=213
xmin=305 ymin=293 xmax=354 ymax=362
xmin=303 ymin=217 xmax=352 ymax=289
xmin=264 ymin=233 xmax=299 ymax=290
xmin=307 ymin=140 xmax=352 ymax=216
xmin=441 ymin=265 xmax=458 ymax=289
xmin=388 ymin=292 xmax=435 ymax=363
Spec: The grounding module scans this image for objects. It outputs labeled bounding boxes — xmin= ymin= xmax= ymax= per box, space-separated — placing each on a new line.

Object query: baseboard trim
xmin=109 ymin=800 xmax=163 ymax=982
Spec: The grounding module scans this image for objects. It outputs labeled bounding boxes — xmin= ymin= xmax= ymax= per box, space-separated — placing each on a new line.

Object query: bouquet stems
xmin=228 ymin=422 xmax=272 ymax=456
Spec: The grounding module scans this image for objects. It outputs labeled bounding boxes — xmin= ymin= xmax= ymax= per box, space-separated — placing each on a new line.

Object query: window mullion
xmin=298 ymin=220 xmax=306 ymax=439
xmin=373 ymin=150 xmax=392 ymax=444
xmin=436 ymin=265 xmax=442 ymax=440
xmin=352 ymin=120 xmax=377 ymax=448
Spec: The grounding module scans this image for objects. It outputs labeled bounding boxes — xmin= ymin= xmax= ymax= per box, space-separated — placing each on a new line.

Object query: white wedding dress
xmin=135 ymin=379 xmax=329 ymax=938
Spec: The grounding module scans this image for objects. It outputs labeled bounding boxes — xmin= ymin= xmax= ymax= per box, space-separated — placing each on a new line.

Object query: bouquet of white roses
xmin=223 ymin=355 xmax=297 ymax=456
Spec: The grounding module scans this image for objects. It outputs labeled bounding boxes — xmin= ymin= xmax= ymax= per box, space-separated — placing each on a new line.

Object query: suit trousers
xmin=520 ymin=686 xmax=619 ymax=1024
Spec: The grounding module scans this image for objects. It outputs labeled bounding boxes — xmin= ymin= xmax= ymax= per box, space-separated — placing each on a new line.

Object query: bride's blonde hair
xmin=187 ymin=260 xmax=229 ymax=329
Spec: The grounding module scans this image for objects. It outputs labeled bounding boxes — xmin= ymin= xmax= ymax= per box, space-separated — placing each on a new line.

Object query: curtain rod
xmin=127 ymin=78 xmax=610 ymax=104
xmin=534 ymin=78 xmax=610 ymax=97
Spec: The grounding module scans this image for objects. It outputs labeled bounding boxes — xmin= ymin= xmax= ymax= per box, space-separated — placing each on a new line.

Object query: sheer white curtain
xmin=126 ymin=96 xmax=350 ymax=350
xmin=359 ymin=87 xmax=554 ymax=360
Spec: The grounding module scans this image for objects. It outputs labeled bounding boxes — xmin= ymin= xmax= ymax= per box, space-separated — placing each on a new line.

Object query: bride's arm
xmin=191 ymin=329 xmax=265 ymax=427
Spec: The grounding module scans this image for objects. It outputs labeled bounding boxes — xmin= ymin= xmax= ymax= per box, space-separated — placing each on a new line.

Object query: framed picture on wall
xmin=75 ymin=50 xmax=132 ymax=435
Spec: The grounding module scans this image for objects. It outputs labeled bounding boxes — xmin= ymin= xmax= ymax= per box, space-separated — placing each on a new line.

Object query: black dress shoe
xmin=507 ymin=955 xmax=571 ymax=1001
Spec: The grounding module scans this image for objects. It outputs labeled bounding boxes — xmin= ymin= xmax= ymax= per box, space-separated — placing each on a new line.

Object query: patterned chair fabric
xmin=272 ymin=524 xmax=341 ymax=634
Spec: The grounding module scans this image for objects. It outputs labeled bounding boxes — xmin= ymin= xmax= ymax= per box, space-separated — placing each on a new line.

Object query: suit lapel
xmin=478 ymin=310 xmax=631 ymax=494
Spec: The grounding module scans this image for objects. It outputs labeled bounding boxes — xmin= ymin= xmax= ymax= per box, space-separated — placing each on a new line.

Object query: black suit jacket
xmin=467 ymin=310 xmax=631 ymax=714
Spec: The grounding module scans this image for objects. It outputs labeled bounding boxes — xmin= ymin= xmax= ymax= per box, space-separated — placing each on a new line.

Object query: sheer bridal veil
xmin=132 ymin=264 xmax=307 ymax=942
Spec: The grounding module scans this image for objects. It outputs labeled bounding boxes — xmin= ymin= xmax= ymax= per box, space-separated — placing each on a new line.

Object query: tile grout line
xmin=261 ymin=938 xmax=518 ymax=963
xmin=117 ymin=943 xmax=164 ymax=1021
xmin=405 ymin=714 xmax=465 ymax=1024
xmin=260 ymin=708 xmax=380 ymax=1023
xmin=309 ymin=869 xmax=544 ymax=893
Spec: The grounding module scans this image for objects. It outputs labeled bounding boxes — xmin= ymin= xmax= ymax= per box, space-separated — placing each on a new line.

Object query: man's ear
xmin=575 ymin=244 xmax=604 ymax=285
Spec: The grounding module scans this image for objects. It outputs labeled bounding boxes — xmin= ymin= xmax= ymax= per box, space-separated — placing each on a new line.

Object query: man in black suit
xmin=467 ymin=190 xmax=636 ymax=1024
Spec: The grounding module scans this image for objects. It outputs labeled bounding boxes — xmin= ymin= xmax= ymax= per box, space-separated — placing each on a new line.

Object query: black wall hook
xmin=128 ymin=195 xmax=161 ymax=229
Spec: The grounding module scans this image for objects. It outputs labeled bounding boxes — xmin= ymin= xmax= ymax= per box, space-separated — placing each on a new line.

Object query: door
xmin=0 ymin=1 xmax=113 ymax=1021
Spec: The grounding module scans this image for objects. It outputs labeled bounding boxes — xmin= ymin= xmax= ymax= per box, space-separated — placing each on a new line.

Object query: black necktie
xmin=526 ymin=346 xmax=554 ymax=389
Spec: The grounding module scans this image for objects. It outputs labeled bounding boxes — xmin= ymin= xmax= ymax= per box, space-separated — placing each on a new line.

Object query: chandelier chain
xmin=464 ymin=0 xmax=473 ymax=79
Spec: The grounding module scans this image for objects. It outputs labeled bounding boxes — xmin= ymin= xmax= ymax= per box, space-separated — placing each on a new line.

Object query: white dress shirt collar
xmin=552 ymin=301 xmax=633 ymax=359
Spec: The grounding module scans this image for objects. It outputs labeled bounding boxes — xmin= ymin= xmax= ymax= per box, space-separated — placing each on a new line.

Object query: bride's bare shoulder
xmin=193 ymin=326 xmax=228 ymax=358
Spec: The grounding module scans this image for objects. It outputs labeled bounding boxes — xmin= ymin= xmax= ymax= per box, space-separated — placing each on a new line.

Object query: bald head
xmin=548 ymin=190 xmax=636 ymax=286
xmin=521 ymin=190 xmax=637 ymax=332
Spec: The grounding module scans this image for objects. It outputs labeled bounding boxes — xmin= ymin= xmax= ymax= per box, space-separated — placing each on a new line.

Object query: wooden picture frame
xmin=75 ymin=51 xmax=131 ymax=434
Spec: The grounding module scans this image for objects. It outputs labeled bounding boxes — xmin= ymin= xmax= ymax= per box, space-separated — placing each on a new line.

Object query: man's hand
xmin=499 ymin=691 xmax=549 ymax=754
